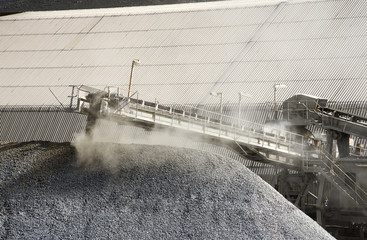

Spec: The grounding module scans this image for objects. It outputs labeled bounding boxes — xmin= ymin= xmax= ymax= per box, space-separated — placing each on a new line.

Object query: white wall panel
xmin=0 ymin=0 xmax=366 ymax=108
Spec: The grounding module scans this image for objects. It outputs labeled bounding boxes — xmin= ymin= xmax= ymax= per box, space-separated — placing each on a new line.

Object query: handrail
xmin=97 ymin=86 xmax=307 ymax=146
xmin=302 ymin=146 xmax=367 ymax=207
xmin=83 ymin=86 xmax=367 ymax=173
xmin=136 ymin=96 xmax=367 ymax=206
xmin=145 ymin=98 xmax=303 ymax=141
xmin=136 ymin=98 xmax=302 ymax=141
xmin=115 ymin=95 xmax=308 ymax=165
xmin=319 ymin=150 xmax=367 ymax=207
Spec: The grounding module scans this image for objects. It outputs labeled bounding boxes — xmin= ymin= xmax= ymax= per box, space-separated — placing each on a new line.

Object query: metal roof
xmin=0 ymin=0 xmax=366 ymax=108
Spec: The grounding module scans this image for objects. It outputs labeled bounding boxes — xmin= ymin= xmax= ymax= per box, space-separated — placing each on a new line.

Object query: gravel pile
xmin=0 ymin=141 xmax=334 ymax=239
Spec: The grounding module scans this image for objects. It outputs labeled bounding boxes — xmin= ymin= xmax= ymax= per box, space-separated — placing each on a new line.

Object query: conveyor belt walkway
xmin=103 ymin=95 xmax=306 ymax=168
xmin=77 ymin=87 xmax=367 ymax=209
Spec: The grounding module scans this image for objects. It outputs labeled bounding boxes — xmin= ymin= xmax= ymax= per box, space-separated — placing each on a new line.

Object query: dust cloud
xmin=71 ymin=130 xmax=121 ymax=171
xmin=71 ymin=119 xmax=203 ymax=172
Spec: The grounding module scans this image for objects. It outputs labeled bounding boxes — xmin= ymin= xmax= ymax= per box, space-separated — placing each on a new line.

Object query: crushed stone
xmin=0 ymin=141 xmax=334 ymax=239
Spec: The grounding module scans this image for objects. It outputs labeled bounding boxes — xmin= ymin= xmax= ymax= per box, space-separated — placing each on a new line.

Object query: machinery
xmin=77 ymin=85 xmax=132 ymax=134
xmin=282 ymin=94 xmax=328 ymax=125
xmin=76 ymin=86 xmax=367 ymax=237
xmin=282 ymin=94 xmax=367 ymax=158
xmin=280 ymin=94 xmax=367 ymax=235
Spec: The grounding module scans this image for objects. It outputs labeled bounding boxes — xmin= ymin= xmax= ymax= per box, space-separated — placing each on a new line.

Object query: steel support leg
xmin=295 ymin=176 xmax=312 ymax=210
xmin=316 ymin=176 xmax=325 ymax=226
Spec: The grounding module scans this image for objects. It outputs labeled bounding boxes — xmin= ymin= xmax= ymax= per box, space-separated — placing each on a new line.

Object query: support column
xmin=295 ymin=175 xmax=313 ymax=211
xmin=271 ymin=165 xmax=279 ymax=189
xmin=316 ymin=176 xmax=325 ymax=226
xmin=325 ymin=131 xmax=333 ymax=155
xmin=337 ymin=132 xmax=350 ymax=158
xmin=360 ymin=226 xmax=365 ymax=240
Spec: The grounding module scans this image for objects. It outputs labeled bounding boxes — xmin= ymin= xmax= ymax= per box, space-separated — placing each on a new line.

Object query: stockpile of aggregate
xmin=0 ymin=141 xmax=334 ymax=239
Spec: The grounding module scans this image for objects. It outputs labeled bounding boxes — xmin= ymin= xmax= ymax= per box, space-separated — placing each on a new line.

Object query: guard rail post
xmin=135 ymin=92 xmax=138 ymax=118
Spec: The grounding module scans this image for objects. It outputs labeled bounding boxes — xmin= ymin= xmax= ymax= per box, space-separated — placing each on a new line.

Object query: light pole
xmin=210 ymin=92 xmax=223 ymax=123
xmin=273 ymin=84 xmax=287 ymax=120
xmin=128 ymin=59 xmax=140 ymax=98
xmin=238 ymin=92 xmax=252 ymax=125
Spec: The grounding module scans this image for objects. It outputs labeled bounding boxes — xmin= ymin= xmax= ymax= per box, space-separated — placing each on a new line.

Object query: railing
xmin=319 ymin=150 xmax=367 ymax=208
xmin=92 ymin=88 xmax=307 ymax=166
xmin=69 ymin=86 xmax=367 ymax=208
xmin=350 ymin=146 xmax=367 ymax=157
xmin=301 ymin=143 xmax=367 ymax=203
xmin=302 ymin=149 xmax=323 ymax=169
xmin=78 ymin=87 xmax=365 ymax=170
xmin=301 ymin=146 xmax=367 ymax=208
xmin=125 ymin=91 xmax=367 ymax=208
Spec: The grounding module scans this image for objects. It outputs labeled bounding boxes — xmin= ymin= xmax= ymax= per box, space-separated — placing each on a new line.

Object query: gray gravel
xmin=0 ymin=141 xmax=334 ymax=239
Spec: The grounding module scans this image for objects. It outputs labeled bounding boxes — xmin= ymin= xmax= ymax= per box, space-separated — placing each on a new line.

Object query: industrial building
xmin=1 ymin=0 xmax=367 ymax=238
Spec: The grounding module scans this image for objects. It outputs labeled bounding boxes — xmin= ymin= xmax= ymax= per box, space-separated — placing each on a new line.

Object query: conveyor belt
xmin=318 ymin=106 xmax=367 ymax=138
xmin=86 ymin=96 xmax=308 ymax=168
xmin=89 ymin=98 xmax=367 ymax=209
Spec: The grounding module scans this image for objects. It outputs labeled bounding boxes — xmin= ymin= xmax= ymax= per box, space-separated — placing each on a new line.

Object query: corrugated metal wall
xmin=1 ymin=0 xmax=366 ymax=107
xmin=0 ymin=106 xmax=86 ymax=142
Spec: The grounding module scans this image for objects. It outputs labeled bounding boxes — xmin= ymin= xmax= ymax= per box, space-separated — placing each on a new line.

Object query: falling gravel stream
xmin=0 ymin=141 xmax=334 ymax=239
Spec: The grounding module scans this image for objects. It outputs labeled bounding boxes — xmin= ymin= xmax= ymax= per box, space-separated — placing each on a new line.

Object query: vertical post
xmin=188 ymin=108 xmax=191 ymax=129
xmin=274 ymin=86 xmax=277 ymax=120
xmin=136 ymin=92 xmax=138 ymax=118
xmin=76 ymin=96 xmax=81 ymax=112
xmin=203 ymin=114 xmax=206 ymax=133
xmin=306 ymin=100 xmax=309 ymax=120
xmin=238 ymin=92 xmax=252 ymax=127
xmin=128 ymin=61 xmax=134 ymax=98
xmin=210 ymin=92 xmax=223 ymax=124
xmin=153 ymin=98 xmax=157 ymax=122
xmin=128 ymin=59 xmax=140 ymax=98
xmin=326 ymin=131 xmax=333 ymax=156
xmin=360 ymin=226 xmax=365 ymax=240
xmin=170 ymin=105 xmax=174 ymax=126
xmin=219 ymin=93 xmax=223 ymax=125
xmin=316 ymin=176 xmax=325 ymax=226
xmin=69 ymin=85 xmax=75 ymax=111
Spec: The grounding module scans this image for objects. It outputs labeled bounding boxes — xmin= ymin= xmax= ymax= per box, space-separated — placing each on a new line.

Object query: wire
xmin=48 ymin=88 xmax=66 ymax=111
